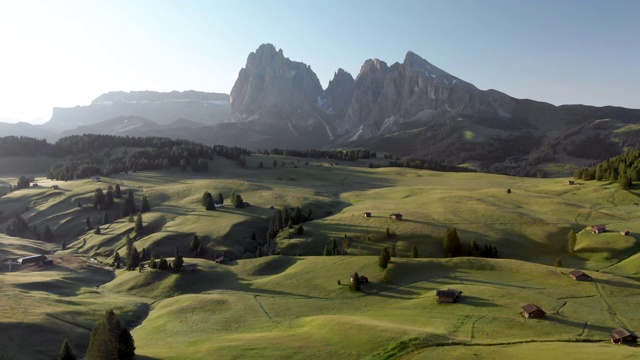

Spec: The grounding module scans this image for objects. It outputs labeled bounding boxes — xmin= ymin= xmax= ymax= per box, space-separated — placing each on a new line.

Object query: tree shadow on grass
xmin=595 ymin=277 xmax=640 ymax=290
xmin=461 ymin=295 xmax=501 ymax=308
xmin=547 ymin=316 xmax=614 ymax=334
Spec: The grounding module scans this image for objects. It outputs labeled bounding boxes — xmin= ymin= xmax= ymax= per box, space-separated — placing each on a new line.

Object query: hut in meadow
xmin=521 ymin=303 xmax=546 ymax=318
xmin=436 ymin=289 xmax=463 ymax=304
xmin=609 ymin=328 xmax=638 ymax=345
xmin=569 ymin=269 xmax=592 ymax=281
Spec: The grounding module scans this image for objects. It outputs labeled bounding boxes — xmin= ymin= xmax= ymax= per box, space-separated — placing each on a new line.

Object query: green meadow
xmin=1 ymin=154 xmax=639 ymax=359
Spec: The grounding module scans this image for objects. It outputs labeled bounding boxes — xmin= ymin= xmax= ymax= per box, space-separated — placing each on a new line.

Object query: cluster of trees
xmin=0 ymin=136 xmax=55 ymax=156
xmin=148 ymin=247 xmax=185 ymax=272
xmin=573 ymin=149 xmax=640 ymax=189
xmin=443 ymin=228 xmax=498 ymax=258
xmin=265 ymin=148 xmax=376 ymax=161
xmin=383 ymin=158 xmax=477 ymax=173
xmin=323 ymin=238 xmax=342 ymax=256
xmin=85 ymin=309 xmax=135 ymax=360
xmin=39 ymin=134 xmax=252 ymax=180
xmin=201 ymin=191 xmax=224 ymax=210
xmin=266 ymin=206 xmax=312 ymax=239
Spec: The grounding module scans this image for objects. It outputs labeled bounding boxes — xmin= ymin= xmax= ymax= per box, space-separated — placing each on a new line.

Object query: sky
xmin=0 ymin=0 xmax=639 ymax=124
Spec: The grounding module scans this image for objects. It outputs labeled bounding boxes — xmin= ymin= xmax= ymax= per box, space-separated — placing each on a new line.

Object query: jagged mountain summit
xmin=226 ymin=44 xmax=640 ymax=175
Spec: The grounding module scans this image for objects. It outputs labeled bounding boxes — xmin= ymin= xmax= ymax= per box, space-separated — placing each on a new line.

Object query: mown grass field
xmin=1 ymin=154 xmax=639 ymax=359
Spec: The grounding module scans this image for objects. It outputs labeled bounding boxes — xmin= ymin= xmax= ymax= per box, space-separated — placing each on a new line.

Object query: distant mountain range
xmin=2 ymin=44 xmax=640 ymax=176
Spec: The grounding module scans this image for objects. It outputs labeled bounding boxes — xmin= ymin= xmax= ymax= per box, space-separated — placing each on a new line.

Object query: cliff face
xmin=42 ymin=91 xmax=229 ymax=133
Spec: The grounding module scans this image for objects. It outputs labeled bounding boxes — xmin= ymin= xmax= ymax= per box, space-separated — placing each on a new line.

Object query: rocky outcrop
xmin=230 ymin=43 xmax=324 ymax=124
xmin=42 ymin=91 xmax=229 ymax=133
xmin=318 ymin=68 xmax=355 ymax=122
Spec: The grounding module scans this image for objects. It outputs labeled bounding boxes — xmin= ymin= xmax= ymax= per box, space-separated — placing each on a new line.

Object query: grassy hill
xmin=1 ymin=154 xmax=639 ymax=358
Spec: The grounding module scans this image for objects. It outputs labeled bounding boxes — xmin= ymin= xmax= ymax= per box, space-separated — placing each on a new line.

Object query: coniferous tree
xmin=350 ymin=272 xmax=361 ymax=291
xmin=94 ymin=226 xmax=101 ymax=235
xmin=233 ymin=193 xmax=244 ymax=208
xmin=57 ymin=338 xmax=77 ymax=360
xmin=102 ymin=212 xmax=109 ymax=225
xmin=567 ymin=229 xmax=577 ymax=253
xmin=216 ymin=192 xmax=224 ymax=205
xmin=295 ymin=224 xmax=304 ymax=235
xmin=378 ymin=248 xmax=390 ymax=269
xmin=158 ymin=258 xmax=169 ymax=270
xmin=43 ymin=225 xmax=54 ymax=242
xmin=443 ymin=228 xmax=463 ymax=257
xmin=411 ymin=244 xmax=419 ymax=258
xmin=126 ymin=247 xmax=140 ymax=271
xmin=114 ymin=184 xmax=122 ymax=199
xmin=385 ymin=227 xmax=391 ymax=239
xmin=8 ymin=214 xmax=29 ymax=237
xmin=331 ymin=238 xmax=338 ymax=255
xmin=205 ymin=196 xmax=216 ymax=211
xmin=104 ymin=187 xmax=115 ymax=208
xmin=323 ymin=245 xmax=331 ymax=256
xmin=85 ymin=216 xmax=93 ymax=231
xmin=86 ymin=309 xmax=135 ymax=360
xmin=141 ymin=196 xmax=150 ymax=213
xmin=134 ymin=214 xmax=143 ymax=235
xmin=201 ymin=191 xmax=212 ymax=206
xmin=61 ymin=239 xmax=67 ymax=250
xmin=190 ymin=235 xmax=201 ymax=253
xmin=250 ymin=230 xmax=257 ymax=241
xmin=390 ymin=244 xmax=396 ymax=257
xmin=16 ymin=175 xmax=30 ymax=189
xmin=122 ymin=190 xmax=136 ymax=217
xmin=93 ymin=188 xmax=105 ymax=209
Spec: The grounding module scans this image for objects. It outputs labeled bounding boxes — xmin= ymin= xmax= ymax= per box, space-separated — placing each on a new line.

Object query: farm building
xmin=436 ymin=289 xmax=463 ymax=303
xmin=363 ymin=212 xmax=372 ymax=218
xmin=609 ymin=328 xmax=638 ymax=345
xmin=620 ymin=230 xmax=630 ymax=236
xmin=566 ymin=180 xmax=575 ymax=185
xmin=590 ymin=224 xmax=606 ymax=234
xmin=51 ymin=185 xmax=59 ymax=189
xmin=521 ymin=303 xmax=546 ymax=318
xmin=17 ymin=254 xmax=48 ymax=265
xmin=569 ymin=269 xmax=592 ymax=281
xmin=390 ymin=213 xmax=403 ymax=220
xmin=182 ymin=263 xmax=198 ymax=272
xmin=215 ymin=256 xmax=229 ymax=264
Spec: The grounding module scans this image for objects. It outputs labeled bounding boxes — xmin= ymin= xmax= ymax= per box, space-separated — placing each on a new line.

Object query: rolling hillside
xmin=0 ymin=155 xmax=639 ymax=359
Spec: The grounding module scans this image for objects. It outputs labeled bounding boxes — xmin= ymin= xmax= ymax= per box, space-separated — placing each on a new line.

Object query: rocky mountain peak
xmin=230 ymin=44 xmax=323 ymax=122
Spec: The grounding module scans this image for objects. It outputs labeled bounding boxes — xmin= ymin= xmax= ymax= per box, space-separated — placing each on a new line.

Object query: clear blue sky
xmin=1 ymin=0 xmax=639 ymax=123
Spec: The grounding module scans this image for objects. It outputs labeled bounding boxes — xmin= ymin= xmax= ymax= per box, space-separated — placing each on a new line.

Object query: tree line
xmin=573 ymin=149 xmax=640 ymax=190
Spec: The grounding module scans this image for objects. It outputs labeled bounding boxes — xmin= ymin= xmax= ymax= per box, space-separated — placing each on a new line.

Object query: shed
xmin=51 ymin=185 xmax=59 ymax=190
xmin=215 ymin=256 xmax=229 ymax=264
xmin=566 ymin=180 xmax=575 ymax=185
xmin=363 ymin=212 xmax=372 ymax=218
xmin=609 ymin=328 xmax=638 ymax=345
xmin=182 ymin=263 xmax=198 ymax=272
xmin=620 ymin=230 xmax=630 ymax=236
xmin=17 ymin=254 xmax=47 ymax=265
xmin=436 ymin=289 xmax=463 ymax=304
xmin=590 ymin=224 xmax=606 ymax=234
xmin=390 ymin=213 xmax=403 ymax=220
xmin=522 ymin=303 xmax=546 ymax=318
xmin=569 ymin=269 xmax=592 ymax=281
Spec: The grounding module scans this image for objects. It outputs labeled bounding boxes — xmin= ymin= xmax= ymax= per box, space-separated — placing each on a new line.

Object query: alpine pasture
xmin=0 ymin=154 xmax=639 ymax=359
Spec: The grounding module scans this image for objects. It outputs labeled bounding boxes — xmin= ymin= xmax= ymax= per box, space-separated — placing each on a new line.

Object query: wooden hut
xmin=609 ymin=328 xmax=638 ymax=345
xmin=620 ymin=230 xmax=630 ymax=236
xmin=569 ymin=269 xmax=592 ymax=281
xmin=436 ymin=289 xmax=463 ymax=304
xmin=363 ymin=212 xmax=372 ymax=218
xmin=17 ymin=254 xmax=47 ymax=265
xmin=182 ymin=263 xmax=198 ymax=272
xmin=390 ymin=213 xmax=403 ymax=220
xmin=590 ymin=224 xmax=606 ymax=234
xmin=566 ymin=180 xmax=575 ymax=185
xmin=521 ymin=303 xmax=546 ymax=318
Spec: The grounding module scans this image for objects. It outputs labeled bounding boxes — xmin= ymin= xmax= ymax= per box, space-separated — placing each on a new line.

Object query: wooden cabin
xmin=436 ymin=289 xmax=463 ymax=304
xmin=609 ymin=328 xmax=638 ymax=345
xmin=363 ymin=212 xmax=372 ymax=218
xmin=566 ymin=180 xmax=575 ymax=185
xmin=569 ymin=269 xmax=592 ymax=281
xmin=390 ymin=213 xmax=403 ymax=220
xmin=521 ymin=303 xmax=546 ymax=318
xmin=620 ymin=230 xmax=630 ymax=236
xmin=590 ymin=224 xmax=606 ymax=234
xmin=182 ymin=263 xmax=198 ymax=272
xmin=51 ymin=185 xmax=59 ymax=190
xmin=17 ymin=254 xmax=47 ymax=265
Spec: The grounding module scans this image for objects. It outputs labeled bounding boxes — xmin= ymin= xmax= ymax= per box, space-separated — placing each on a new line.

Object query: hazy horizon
xmin=1 ymin=0 xmax=639 ymax=124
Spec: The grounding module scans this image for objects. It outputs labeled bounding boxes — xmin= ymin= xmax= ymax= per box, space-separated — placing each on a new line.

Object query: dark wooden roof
xmin=521 ymin=303 xmax=546 ymax=314
xmin=569 ymin=269 xmax=591 ymax=278
xmin=17 ymin=254 xmax=47 ymax=264
xmin=610 ymin=328 xmax=638 ymax=340
xmin=591 ymin=224 xmax=606 ymax=229
xmin=436 ymin=289 xmax=462 ymax=298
